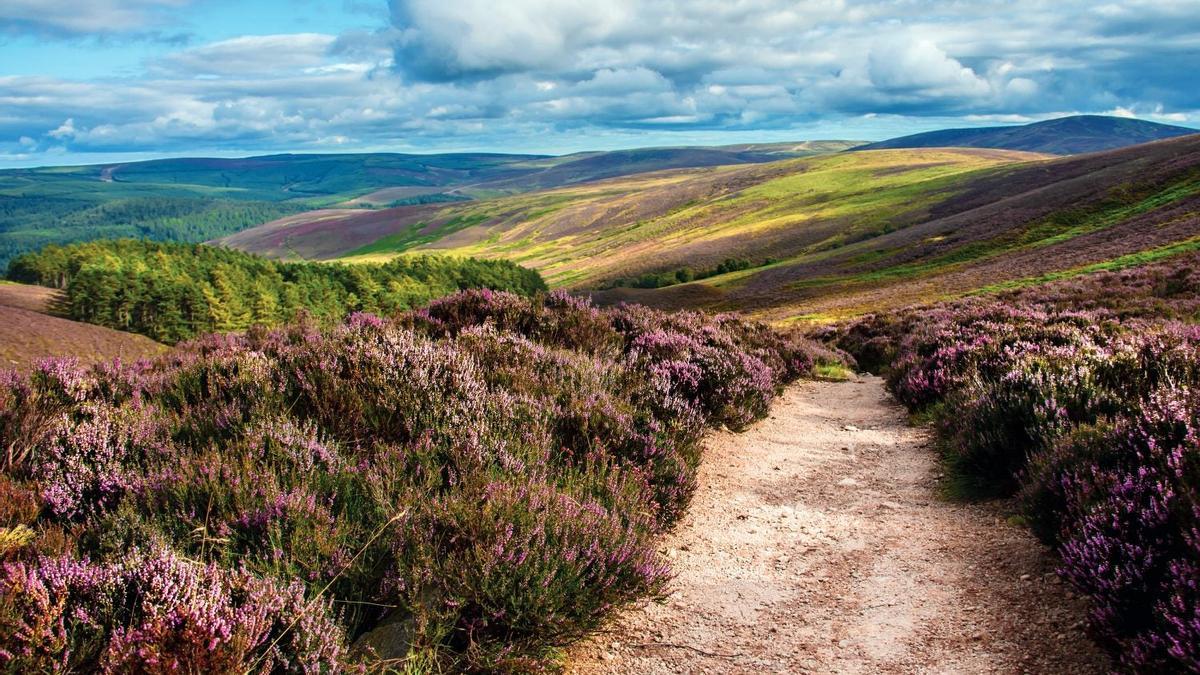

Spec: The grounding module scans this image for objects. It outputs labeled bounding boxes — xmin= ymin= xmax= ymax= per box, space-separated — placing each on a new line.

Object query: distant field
xmin=0 ymin=282 xmax=165 ymax=369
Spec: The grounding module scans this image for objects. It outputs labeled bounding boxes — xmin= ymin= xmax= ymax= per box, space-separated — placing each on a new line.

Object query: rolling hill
xmin=219 ymin=147 xmax=1039 ymax=275
xmin=856 ymin=115 xmax=1197 ymax=155
xmin=597 ymin=134 xmax=1200 ymax=321
xmin=0 ymin=142 xmax=857 ymax=271
xmin=218 ymin=134 xmax=1200 ymax=324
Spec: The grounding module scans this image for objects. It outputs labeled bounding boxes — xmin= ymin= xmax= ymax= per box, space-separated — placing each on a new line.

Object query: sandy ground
xmin=569 ymin=376 xmax=1109 ymax=674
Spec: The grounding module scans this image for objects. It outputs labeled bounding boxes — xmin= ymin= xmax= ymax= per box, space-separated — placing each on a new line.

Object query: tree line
xmin=0 ymin=195 xmax=305 ymax=271
xmin=8 ymin=239 xmax=546 ymax=343
xmin=601 ymin=256 xmax=777 ymax=290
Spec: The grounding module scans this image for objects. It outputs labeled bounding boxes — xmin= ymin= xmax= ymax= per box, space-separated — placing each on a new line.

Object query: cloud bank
xmin=1 ymin=0 xmax=1198 ymax=164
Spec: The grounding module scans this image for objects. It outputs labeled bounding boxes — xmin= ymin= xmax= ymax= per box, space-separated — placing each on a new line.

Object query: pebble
xmin=838 ymin=477 xmax=859 ymax=487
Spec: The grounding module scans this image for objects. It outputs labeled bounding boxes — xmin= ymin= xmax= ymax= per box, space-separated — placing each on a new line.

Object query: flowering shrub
xmin=827 ymin=253 xmax=1200 ymax=670
xmin=1023 ymin=387 xmax=1200 ymax=671
xmin=0 ymin=547 xmax=344 ymax=672
xmin=0 ymin=291 xmax=828 ymax=671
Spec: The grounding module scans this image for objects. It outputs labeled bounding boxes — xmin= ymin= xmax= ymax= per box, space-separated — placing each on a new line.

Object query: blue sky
xmin=1 ymin=0 xmax=1198 ymax=167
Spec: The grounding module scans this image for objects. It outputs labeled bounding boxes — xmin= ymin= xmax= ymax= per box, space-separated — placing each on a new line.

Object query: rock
xmin=880 ymin=501 xmax=902 ymax=510
xmin=843 ymin=425 xmax=860 ymax=432
xmin=1020 ymin=574 xmax=1032 ymax=581
xmin=837 ymin=477 xmax=859 ymax=487
xmin=350 ymin=611 xmax=417 ymax=663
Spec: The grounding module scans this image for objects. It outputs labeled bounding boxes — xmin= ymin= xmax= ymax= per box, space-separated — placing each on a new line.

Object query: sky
xmin=1 ymin=0 xmax=1198 ymax=167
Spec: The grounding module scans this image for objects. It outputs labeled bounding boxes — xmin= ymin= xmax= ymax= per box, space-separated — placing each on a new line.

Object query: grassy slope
xmin=334 ymin=136 xmax=1199 ymax=324
xmin=606 ymin=135 xmax=1200 ymax=322
xmin=4 ymin=144 xmax=860 ymax=270
xmin=218 ymin=136 xmax=1200 ymax=326
xmin=320 ymin=149 xmax=1036 ymax=287
xmin=0 ymin=282 xmax=165 ymax=369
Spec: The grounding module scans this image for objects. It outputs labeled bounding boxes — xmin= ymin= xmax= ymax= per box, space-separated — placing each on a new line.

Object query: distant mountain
xmin=856 ymin=115 xmax=1197 ymax=155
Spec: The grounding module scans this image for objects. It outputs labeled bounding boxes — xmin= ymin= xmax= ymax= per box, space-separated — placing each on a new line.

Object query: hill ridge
xmin=855 ymin=114 xmax=1198 ymax=155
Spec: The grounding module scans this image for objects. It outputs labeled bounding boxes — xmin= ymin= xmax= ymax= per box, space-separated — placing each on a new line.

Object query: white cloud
xmin=867 ymin=39 xmax=991 ymax=98
xmin=153 ymin=34 xmax=342 ymax=77
xmin=2 ymin=0 xmax=1199 ymax=164
xmin=48 ymin=118 xmax=77 ymax=138
xmin=0 ymin=0 xmax=192 ymax=37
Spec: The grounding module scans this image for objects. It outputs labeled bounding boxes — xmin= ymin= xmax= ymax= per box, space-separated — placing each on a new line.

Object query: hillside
xmin=220 ymin=135 xmax=1200 ymax=324
xmin=856 ymin=115 xmax=1197 ymax=155
xmin=220 ymin=148 xmax=1039 ymax=281
xmin=596 ymin=134 xmax=1200 ymax=321
xmin=0 ymin=143 xmax=856 ymax=271
xmin=0 ymin=282 xmax=165 ymax=369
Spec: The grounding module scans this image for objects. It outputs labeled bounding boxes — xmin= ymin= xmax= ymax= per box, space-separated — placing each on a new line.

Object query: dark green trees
xmin=8 ymin=239 xmax=546 ymax=343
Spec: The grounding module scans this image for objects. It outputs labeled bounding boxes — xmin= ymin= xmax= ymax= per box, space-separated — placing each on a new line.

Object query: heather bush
xmin=827 ymin=254 xmax=1200 ymax=671
xmin=1023 ymin=387 xmax=1200 ymax=671
xmin=0 ymin=291 xmax=825 ymax=671
xmin=0 ymin=547 xmax=345 ymax=672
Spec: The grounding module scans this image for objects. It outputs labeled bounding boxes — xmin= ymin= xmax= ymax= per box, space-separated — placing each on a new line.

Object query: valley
xmin=216 ymin=131 xmax=1200 ymax=325
xmin=0 ymin=142 xmax=855 ymax=271
xmin=2 ymin=114 xmax=1199 ymax=673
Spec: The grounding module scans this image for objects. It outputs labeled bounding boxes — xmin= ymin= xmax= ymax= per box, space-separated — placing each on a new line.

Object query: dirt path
xmin=569 ymin=376 xmax=1109 ymax=674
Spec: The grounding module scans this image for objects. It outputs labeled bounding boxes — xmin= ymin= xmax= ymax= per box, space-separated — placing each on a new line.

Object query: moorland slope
xmin=1 ymin=143 xmax=855 ymax=270
xmin=222 ymin=148 xmax=1039 ymax=281
xmin=219 ymin=135 xmax=1200 ymax=324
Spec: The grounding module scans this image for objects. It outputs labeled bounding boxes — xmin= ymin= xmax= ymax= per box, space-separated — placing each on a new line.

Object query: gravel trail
xmin=569 ymin=376 xmax=1109 ymax=674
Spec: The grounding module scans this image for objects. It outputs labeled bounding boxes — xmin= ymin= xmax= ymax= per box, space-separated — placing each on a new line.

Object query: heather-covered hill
xmin=219 ymin=148 xmax=1038 ymax=281
xmin=0 ymin=291 xmax=838 ymax=671
xmin=2 ymin=144 xmax=856 ymax=271
xmin=593 ymin=134 xmax=1200 ymax=322
xmin=856 ymin=115 xmax=1197 ymax=155
xmin=824 ymin=252 xmax=1200 ymax=671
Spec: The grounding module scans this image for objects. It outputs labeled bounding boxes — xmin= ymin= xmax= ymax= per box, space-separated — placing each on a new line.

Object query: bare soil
xmin=569 ymin=376 xmax=1109 ymax=674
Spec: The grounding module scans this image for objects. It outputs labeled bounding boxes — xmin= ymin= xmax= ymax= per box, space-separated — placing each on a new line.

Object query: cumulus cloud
xmin=1 ymin=0 xmax=1198 ymax=164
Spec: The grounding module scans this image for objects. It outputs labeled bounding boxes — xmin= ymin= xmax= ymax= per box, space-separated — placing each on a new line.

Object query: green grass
xmin=344 ymin=213 xmax=493 ymax=258
xmin=777 ymin=173 xmax=1200 ymax=296
xmin=814 ymin=362 xmax=855 ymax=381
